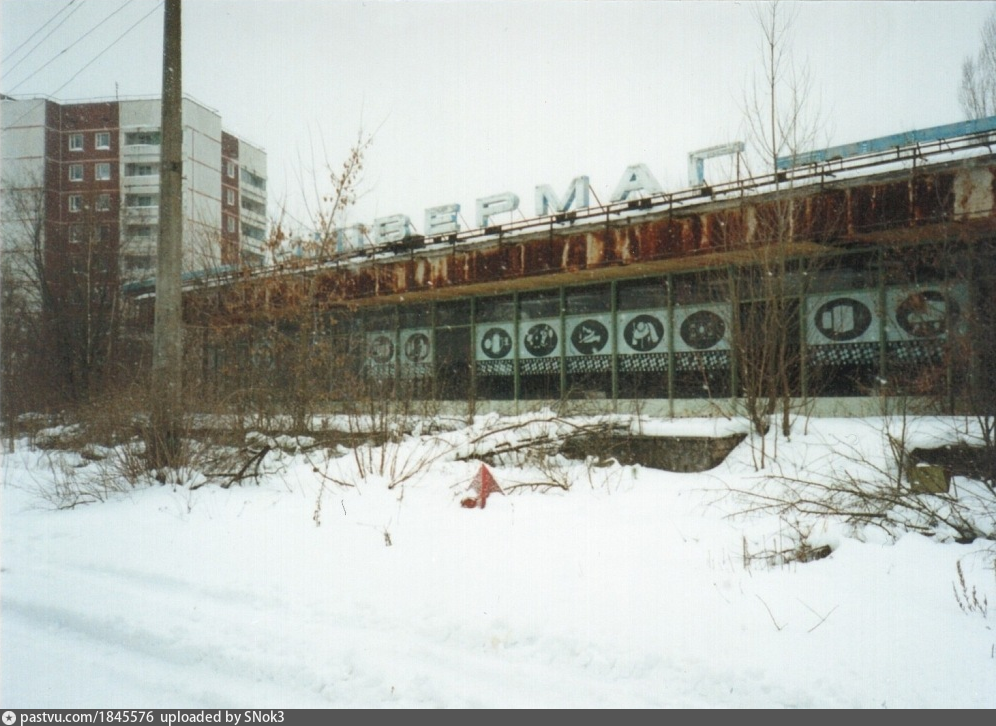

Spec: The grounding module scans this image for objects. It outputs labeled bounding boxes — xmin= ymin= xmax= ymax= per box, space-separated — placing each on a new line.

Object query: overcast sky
xmin=3 ymin=0 xmax=995 ymax=235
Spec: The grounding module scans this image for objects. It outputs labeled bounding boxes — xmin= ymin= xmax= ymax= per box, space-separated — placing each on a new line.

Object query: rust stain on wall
xmin=523 ymin=237 xmax=561 ymax=275
xmin=607 ymin=225 xmax=632 ymax=264
xmin=584 ymin=232 xmax=605 ymax=268
xmin=563 ymin=236 xmax=586 ymax=270
xmin=912 ymin=173 xmax=953 ymax=225
xmin=804 ymin=188 xmax=849 ymax=242
xmin=180 ymin=164 xmax=993 ymax=323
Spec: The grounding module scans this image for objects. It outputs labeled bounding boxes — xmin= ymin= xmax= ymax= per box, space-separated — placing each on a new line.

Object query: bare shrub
xmin=726 ymin=418 xmax=996 ymax=544
xmin=741 ymin=518 xmax=833 ymax=570
xmin=953 ymin=558 xmax=992 ymax=618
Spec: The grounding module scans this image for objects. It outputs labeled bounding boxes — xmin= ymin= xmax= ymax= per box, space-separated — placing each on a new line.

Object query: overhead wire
xmin=8 ymin=0 xmax=142 ymax=94
xmin=47 ymin=0 xmax=163 ymax=99
xmin=3 ymin=0 xmax=88 ymax=74
xmin=2 ymin=1 xmax=163 ymax=131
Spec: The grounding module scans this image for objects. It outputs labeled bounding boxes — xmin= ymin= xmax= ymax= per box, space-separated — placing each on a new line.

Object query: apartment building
xmin=0 ymin=95 xmax=268 ymax=288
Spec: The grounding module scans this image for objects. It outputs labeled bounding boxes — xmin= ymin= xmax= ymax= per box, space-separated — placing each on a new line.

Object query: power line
xmin=45 ymin=1 xmax=162 ymax=99
xmin=2 ymin=2 xmax=162 ymax=131
xmin=3 ymin=0 xmax=88 ymax=74
xmin=8 ymin=0 xmax=142 ymax=93
xmin=2 ymin=0 xmax=79 ymax=63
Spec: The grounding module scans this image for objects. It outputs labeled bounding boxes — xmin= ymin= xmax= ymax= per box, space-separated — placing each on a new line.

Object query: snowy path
xmin=3 ymin=437 xmax=994 ymax=708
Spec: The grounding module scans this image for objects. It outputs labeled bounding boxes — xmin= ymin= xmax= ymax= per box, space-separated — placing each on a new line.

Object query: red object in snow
xmin=461 ymin=464 xmax=504 ymax=509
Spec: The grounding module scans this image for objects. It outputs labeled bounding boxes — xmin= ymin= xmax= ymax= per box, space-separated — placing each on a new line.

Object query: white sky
xmin=3 ymin=0 xmax=995 ymax=234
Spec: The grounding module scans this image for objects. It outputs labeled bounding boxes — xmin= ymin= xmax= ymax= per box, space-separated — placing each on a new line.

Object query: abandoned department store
xmin=161 ymin=120 xmax=996 ymax=418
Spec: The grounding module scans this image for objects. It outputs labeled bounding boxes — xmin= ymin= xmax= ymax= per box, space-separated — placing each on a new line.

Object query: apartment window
xmin=226 ymin=189 xmax=236 ymax=205
xmin=226 ymin=160 xmax=236 ymax=178
xmin=69 ymin=164 xmax=84 ymax=182
xmin=95 ymin=132 xmax=111 ymax=150
xmin=95 ymin=194 xmax=111 ymax=212
xmin=241 ymin=168 xmax=266 ymax=191
xmin=226 ymin=215 xmax=236 ymax=233
xmin=69 ymin=133 xmax=83 ymax=151
xmin=69 ymin=224 xmax=85 ymax=244
xmin=127 ymin=225 xmax=154 ymax=238
xmin=241 ymin=223 xmax=265 ymax=241
xmin=241 ymin=197 xmax=266 ymax=216
xmin=95 ymin=163 xmax=112 ymax=181
xmin=69 ymin=195 xmax=83 ymax=212
xmin=124 ymin=130 xmax=161 ymax=145
xmin=125 ymin=163 xmax=157 ymax=177
xmin=126 ymin=194 xmax=157 ymax=208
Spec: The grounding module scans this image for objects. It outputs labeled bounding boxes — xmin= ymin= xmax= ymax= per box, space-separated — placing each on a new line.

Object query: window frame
xmin=126 ymin=194 xmax=156 ymax=208
xmin=125 ymin=163 xmax=156 ymax=177
xmin=95 ymin=132 xmax=111 ymax=150
xmin=68 ymin=133 xmax=84 ymax=151
xmin=127 ymin=225 xmax=154 ymax=238
xmin=95 ymin=193 xmax=112 ymax=212
xmin=95 ymin=162 xmax=112 ymax=181
xmin=69 ymin=164 xmax=84 ymax=182
xmin=124 ymin=130 xmax=161 ymax=146
xmin=68 ymin=195 xmax=83 ymax=213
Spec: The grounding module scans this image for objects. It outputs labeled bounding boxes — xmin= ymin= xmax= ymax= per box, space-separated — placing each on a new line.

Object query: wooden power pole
xmin=149 ymin=0 xmax=183 ymax=468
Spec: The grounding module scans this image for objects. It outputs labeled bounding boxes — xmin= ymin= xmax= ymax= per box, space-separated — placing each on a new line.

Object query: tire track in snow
xmin=4 ymin=556 xmax=822 ymax=707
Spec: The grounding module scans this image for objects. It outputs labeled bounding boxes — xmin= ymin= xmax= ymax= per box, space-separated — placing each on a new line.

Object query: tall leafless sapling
xmin=732 ymin=1 xmax=831 ymax=458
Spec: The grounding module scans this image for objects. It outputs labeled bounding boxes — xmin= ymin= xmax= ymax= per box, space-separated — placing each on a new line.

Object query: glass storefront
xmin=212 ymin=246 xmax=972 ymax=408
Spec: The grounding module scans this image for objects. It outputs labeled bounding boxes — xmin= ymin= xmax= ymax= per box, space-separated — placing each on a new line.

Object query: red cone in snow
xmin=461 ymin=464 xmax=504 ymax=509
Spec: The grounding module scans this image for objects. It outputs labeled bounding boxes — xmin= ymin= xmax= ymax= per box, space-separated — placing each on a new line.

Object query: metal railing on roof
xmin=126 ymin=116 xmax=996 ymax=297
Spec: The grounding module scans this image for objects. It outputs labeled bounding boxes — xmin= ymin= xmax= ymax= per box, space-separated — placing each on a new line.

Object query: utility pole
xmin=149 ymin=0 xmax=183 ymax=468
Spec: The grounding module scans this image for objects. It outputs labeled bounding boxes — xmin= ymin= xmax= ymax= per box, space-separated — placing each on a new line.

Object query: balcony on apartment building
xmin=122 ymin=162 xmax=161 ymax=192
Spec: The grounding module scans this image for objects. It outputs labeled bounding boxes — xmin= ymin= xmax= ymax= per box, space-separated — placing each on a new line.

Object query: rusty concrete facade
xmin=179 ymin=153 xmax=996 ymax=418
xmin=189 ymin=155 xmax=993 ymax=316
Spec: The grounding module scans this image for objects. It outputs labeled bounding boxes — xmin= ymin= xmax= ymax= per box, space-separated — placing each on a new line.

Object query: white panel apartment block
xmin=1 ymin=127 xmax=46 ymax=161
xmin=2 ymin=95 xmax=266 ymax=284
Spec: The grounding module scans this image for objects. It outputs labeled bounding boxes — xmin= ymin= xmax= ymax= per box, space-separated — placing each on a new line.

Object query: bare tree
xmin=183 ymin=129 xmax=375 ymax=434
xmin=960 ymin=7 xmax=996 ymax=119
xmin=1 ymin=177 xmax=124 ymax=414
xmin=282 ymin=127 xmax=374 ymax=261
xmin=731 ymin=1 xmax=830 ymax=455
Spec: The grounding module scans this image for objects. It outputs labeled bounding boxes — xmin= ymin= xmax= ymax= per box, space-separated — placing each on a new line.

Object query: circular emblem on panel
xmin=813 ymin=297 xmax=873 ymax=342
xmin=403 ymin=333 xmax=431 ymax=362
xmin=368 ymin=335 xmax=394 ymax=363
xmin=480 ymin=327 xmax=513 ymax=359
xmin=523 ymin=323 xmax=558 ymax=357
xmin=896 ymin=291 xmax=957 ymax=338
xmin=251 ymin=341 xmax=274 ymax=370
xmin=623 ymin=314 xmax=664 ymax=352
xmin=570 ymin=320 xmax=609 ymax=355
xmin=679 ymin=310 xmax=726 ymax=350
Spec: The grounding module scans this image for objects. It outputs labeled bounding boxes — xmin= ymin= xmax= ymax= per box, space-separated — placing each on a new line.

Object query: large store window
xmin=327 ymin=315 xmax=367 ymax=402
xmin=731 ymin=264 xmax=801 ymax=400
xmin=357 ymin=307 xmax=397 ymax=400
xmin=880 ymin=247 xmax=964 ymax=399
xmin=475 ymin=295 xmax=516 ymax=400
xmin=518 ymin=290 xmax=561 ymax=400
xmin=564 ymin=284 xmax=612 ymax=399
xmin=435 ymin=301 xmax=471 ymax=401
xmin=397 ymin=303 xmax=433 ymax=400
xmin=616 ymin=277 xmax=668 ymax=399
xmin=673 ymin=270 xmax=732 ymax=399
xmin=805 ymin=252 xmax=882 ymax=397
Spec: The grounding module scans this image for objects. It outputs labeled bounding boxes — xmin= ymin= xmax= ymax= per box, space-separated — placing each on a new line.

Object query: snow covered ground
xmin=2 ymin=413 xmax=994 ymax=708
